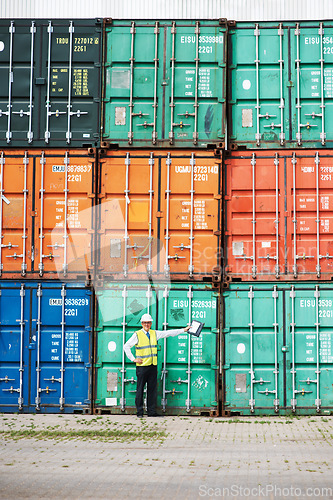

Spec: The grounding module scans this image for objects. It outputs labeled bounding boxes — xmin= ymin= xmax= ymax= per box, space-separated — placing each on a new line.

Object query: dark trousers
xmin=135 ymin=364 xmax=157 ymax=416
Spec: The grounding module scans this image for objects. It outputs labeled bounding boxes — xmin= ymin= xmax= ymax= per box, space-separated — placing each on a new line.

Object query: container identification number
xmin=52 ymin=165 xmax=91 ymax=173
xmin=49 ymin=298 xmax=88 ymax=306
xmin=180 ymin=35 xmax=223 ymax=44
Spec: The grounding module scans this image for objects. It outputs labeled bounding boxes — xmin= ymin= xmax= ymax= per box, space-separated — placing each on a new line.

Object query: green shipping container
xmin=102 ymin=20 xmax=226 ymax=148
xmin=94 ymin=282 xmax=220 ymax=415
xmin=224 ymin=283 xmax=333 ymax=415
xmin=228 ymin=21 xmax=333 ymax=149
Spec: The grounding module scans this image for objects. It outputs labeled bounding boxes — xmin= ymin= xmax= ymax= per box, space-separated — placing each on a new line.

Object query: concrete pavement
xmin=0 ymin=414 xmax=332 ymax=499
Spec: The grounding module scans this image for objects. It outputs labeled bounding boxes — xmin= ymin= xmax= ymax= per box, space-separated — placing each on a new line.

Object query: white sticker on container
xmin=105 ymin=398 xmax=117 ymax=406
xmin=0 ymin=42 xmax=4 ymax=52
xmin=52 ymin=165 xmax=65 ymax=173
xmin=83 ymin=133 xmax=90 ymax=138
xmin=242 ymin=79 xmax=251 ymax=90
xmin=237 ymin=343 xmax=246 ymax=354
xmin=232 ymin=241 xmax=244 ymax=256
xmin=108 ymin=341 xmax=117 ymax=352
xmin=262 ymin=241 xmax=271 ymax=248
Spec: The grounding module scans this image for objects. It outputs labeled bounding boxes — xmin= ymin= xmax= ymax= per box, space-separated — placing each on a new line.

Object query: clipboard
xmin=188 ymin=320 xmax=204 ymax=337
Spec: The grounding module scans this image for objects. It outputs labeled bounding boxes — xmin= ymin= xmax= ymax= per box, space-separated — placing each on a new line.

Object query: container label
xmin=49 ymin=299 xmax=62 ymax=305
xmin=105 ymin=398 xmax=117 ymax=406
xmin=52 ymin=165 xmax=66 ymax=172
xmin=303 ymin=333 xmax=333 ymax=363
xmin=50 ymin=332 xmax=83 ymax=362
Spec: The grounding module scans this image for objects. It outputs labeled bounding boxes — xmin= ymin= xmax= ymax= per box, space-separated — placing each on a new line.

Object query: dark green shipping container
xmin=228 ymin=21 xmax=333 ymax=149
xmin=0 ymin=19 xmax=102 ymax=148
xmin=94 ymin=282 xmax=220 ymax=415
xmin=224 ymin=283 xmax=333 ymax=415
xmin=102 ymin=19 xmax=226 ymax=148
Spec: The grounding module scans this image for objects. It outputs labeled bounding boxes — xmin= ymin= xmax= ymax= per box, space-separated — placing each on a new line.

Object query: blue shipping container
xmin=0 ymin=281 xmax=92 ymax=413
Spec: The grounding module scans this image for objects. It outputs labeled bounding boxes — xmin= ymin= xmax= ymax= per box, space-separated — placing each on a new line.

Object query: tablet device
xmin=188 ymin=320 xmax=204 ymax=337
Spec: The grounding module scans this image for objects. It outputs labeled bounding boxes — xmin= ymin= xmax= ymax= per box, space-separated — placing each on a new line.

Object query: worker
xmin=124 ymin=312 xmax=191 ymax=417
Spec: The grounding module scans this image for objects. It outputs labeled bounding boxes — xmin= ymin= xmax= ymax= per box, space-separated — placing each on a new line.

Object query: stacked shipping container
xmin=0 ymin=18 xmax=102 ymax=413
xmin=223 ymin=21 xmax=333 ymax=415
xmin=94 ymin=19 xmax=225 ymax=415
xmin=1 ymin=16 xmax=332 ymax=416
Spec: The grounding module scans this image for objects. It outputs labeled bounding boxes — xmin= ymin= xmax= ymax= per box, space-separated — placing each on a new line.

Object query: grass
xmin=0 ymin=427 xmax=166 ymax=443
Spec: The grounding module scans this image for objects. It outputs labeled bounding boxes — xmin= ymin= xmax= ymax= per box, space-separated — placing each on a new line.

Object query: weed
xmin=0 ymin=427 xmax=166 ymax=443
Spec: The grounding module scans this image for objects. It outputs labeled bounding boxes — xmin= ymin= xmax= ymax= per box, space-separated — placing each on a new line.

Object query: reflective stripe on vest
xmin=135 ymin=329 xmax=157 ymax=366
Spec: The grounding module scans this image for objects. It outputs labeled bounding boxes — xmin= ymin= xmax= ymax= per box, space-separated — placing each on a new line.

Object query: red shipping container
xmin=224 ymin=150 xmax=333 ymax=281
xmin=0 ymin=149 xmax=96 ymax=280
xmin=97 ymin=150 xmax=222 ymax=281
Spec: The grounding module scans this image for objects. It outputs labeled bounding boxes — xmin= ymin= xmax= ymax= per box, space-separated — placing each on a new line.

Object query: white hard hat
xmin=141 ymin=313 xmax=153 ymax=323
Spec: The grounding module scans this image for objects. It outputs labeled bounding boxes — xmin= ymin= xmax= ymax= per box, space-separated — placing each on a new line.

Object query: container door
xmin=229 ymin=24 xmax=288 ymax=149
xmin=0 ymin=285 xmax=30 ymax=412
xmin=40 ymin=20 xmax=101 ymax=147
xmin=161 ymin=152 xmax=221 ymax=280
xmin=103 ymin=22 xmax=161 ymax=146
xmin=224 ymin=286 xmax=283 ymax=414
xmin=286 ymin=152 xmax=333 ymax=279
xmin=0 ymin=21 xmax=36 ymax=145
xmin=94 ymin=284 xmax=159 ymax=412
xmin=291 ymin=23 xmax=333 ymax=147
xmin=34 ymin=150 xmax=95 ymax=279
xmin=158 ymin=284 xmax=219 ymax=415
xmin=166 ymin=22 xmax=225 ymax=147
xmin=0 ymin=151 xmax=33 ymax=277
xmin=98 ymin=152 xmax=159 ymax=279
xmin=29 ymin=283 xmax=92 ymax=412
xmin=225 ymin=152 xmax=283 ymax=280
xmin=285 ymin=285 xmax=333 ymax=413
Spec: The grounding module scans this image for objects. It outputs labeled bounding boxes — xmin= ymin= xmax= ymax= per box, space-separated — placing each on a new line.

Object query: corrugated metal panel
xmin=97 ymin=150 xmax=222 ymax=281
xmin=0 ymin=149 xmax=96 ymax=280
xmin=2 ymin=0 xmax=333 ymax=21
xmin=0 ymin=19 xmax=102 ymax=148
xmin=94 ymin=282 xmax=219 ymax=416
xmin=0 ymin=281 xmax=92 ymax=413
xmin=224 ymin=283 xmax=333 ymax=416
xmin=102 ymin=20 xmax=226 ymax=149
xmin=224 ymin=150 xmax=333 ymax=281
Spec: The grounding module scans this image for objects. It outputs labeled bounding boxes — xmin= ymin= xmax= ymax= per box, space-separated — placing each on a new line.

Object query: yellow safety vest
xmin=135 ymin=329 xmax=157 ymax=366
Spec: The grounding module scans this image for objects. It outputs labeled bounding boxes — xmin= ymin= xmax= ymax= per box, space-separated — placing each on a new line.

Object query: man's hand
xmin=134 ymin=358 xmax=143 ymax=364
xmin=184 ymin=325 xmax=191 ymax=332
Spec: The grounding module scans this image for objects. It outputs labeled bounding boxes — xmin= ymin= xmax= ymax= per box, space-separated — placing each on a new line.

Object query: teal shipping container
xmin=101 ymin=19 xmax=226 ymax=148
xmin=228 ymin=21 xmax=333 ymax=149
xmin=223 ymin=283 xmax=333 ymax=415
xmin=94 ymin=282 xmax=220 ymax=415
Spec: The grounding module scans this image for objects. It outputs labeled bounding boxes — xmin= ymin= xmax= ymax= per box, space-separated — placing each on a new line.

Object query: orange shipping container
xmin=0 ymin=149 xmax=96 ymax=280
xmin=97 ymin=150 xmax=222 ymax=281
xmin=224 ymin=150 xmax=333 ymax=281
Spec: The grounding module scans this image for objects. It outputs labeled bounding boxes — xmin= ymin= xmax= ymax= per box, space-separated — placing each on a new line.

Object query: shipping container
xmin=96 ymin=150 xmax=222 ymax=281
xmin=94 ymin=282 xmax=220 ymax=415
xmin=224 ymin=150 xmax=333 ymax=281
xmin=0 ymin=149 xmax=96 ymax=280
xmin=101 ymin=19 xmax=226 ymax=149
xmin=0 ymin=281 xmax=93 ymax=413
xmin=228 ymin=21 xmax=333 ymax=149
xmin=223 ymin=282 xmax=333 ymax=415
xmin=0 ymin=19 xmax=102 ymax=148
